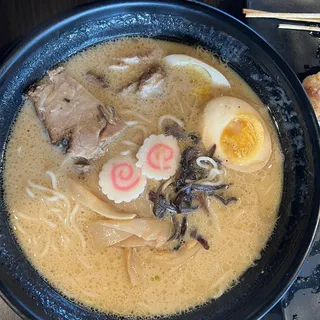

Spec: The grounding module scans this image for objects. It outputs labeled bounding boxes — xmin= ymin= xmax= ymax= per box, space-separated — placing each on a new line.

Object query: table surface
xmin=0 ymin=1 xmax=317 ymax=320
xmin=0 ymin=0 xmax=245 ymax=56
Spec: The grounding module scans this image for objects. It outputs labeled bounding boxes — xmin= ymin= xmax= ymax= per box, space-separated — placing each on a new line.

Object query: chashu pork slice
xmin=27 ymin=67 xmax=126 ymax=162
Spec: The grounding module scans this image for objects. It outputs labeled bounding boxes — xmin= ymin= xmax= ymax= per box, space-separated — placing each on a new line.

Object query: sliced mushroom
xmin=88 ymin=223 xmax=132 ymax=247
xmin=125 ymin=248 xmax=144 ymax=286
xmin=115 ymin=235 xmax=157 ymax=248
xmin=89 ymin=218 xmax=172 ymax=248
xmin=155 ymin=241 xmax=202 ymax=270
xmin=67 ymin=178 xmax=136 ymax=220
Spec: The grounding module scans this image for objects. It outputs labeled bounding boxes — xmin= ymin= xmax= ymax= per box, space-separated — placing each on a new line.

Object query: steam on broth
xmin=4 ymin=38 xmax=283 ymax=317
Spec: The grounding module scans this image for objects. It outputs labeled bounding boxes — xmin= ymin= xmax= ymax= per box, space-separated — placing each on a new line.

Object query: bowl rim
xmin=0 ymin=1 xmax=319 ymax=320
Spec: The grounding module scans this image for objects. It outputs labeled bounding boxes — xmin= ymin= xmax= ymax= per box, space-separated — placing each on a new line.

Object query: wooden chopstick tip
xmin=243 ymin=8 xmax=320 ymax=23
xmin=278 ymin=24 xmax=320 ymax=32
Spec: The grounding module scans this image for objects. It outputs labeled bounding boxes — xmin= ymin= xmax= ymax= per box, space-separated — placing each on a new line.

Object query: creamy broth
xmin=4 ymin=38 xmax=283 ymax=317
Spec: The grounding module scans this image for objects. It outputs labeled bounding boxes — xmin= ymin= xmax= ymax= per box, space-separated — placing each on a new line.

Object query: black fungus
xmin=163 ymin=124 xmax=201 ymax=145
xmin=190 ymin=228 xmax=210 ymax=250
xmin=173 ymin=216 xmax=188 ymax=251
xmin=176 ymin=147 xmax=201 ymax=188
xmin=179 ymin=206 xmax=199 ymax=214
xmin=191 ymin=184 xmax=230 ymax=193
xmin=207 ymin=144 xmax=216 ymax=158
xmin=207 ymin=144 xmax=222 ymax=164
xmin=149 ymin=144 xmax=237 ymax=220
xmin=196 ymin=192 xmax=210 ymax=215
xmin=188 ymin=133 xmax=201 ymax=144
xmin=177 ymin=183 xmax=229 ymax=195
xmin=180 ymin=216 xmax=187 ymax=238
xmin=173 ymin=242 xmax=183 ymax=251
xmin=168 ymin=215 xmax=180 ymax=241
xmin=196 ymin=234 xmax=210 ymax=250
xmin=213 ymin=194 xmax=238 ymax=206
xmin=175 ymin=184 xmax=192 ymax=196
xmin=190 ymin=228 xmax=197 ymax=238
xmin=148 ymin=190 xmax=156 ymax=202
xmin=181 ymin=147 xmax=201 ymax=167
xmin=173 ymin=186 xmax=200 ymax=214
xmin=164 ymin=123 xmax=187 ymax=140
xmin=173 ymin=188 xmax=191 ymax=206
xmin=149 ymin=191 xmax=167 ymax=219
xmin=149 ymin=190 xmax=176 ymax=219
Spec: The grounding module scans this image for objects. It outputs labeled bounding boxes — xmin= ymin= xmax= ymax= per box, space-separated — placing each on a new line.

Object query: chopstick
xmin=243 ymin=9 xmax=320 ymax=23
xmin=278 ymin=24 xmax=320 ymax=32
xmin=243 ymin=9 xmax=320 ymax=33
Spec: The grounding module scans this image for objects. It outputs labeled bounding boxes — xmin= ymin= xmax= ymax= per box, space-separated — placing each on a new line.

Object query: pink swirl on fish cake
xmin=111 ymin=163 xmax=140 ymax=191
xmin=146 ymin=143 xmax=174 ymax=170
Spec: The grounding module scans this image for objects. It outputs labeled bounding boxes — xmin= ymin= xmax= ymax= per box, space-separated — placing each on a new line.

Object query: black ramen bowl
xmin=0 ymin=1 xmax=319 ymax=319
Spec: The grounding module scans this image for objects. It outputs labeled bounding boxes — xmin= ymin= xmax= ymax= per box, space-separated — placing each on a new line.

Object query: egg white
xmin=201 ymin=96 xmax=272 ymax=172
xmin=163 ymin=54 xmax=230 ymax=87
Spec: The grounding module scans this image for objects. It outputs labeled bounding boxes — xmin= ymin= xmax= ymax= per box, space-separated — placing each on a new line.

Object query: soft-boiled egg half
xmin=163 ymin=54 xmax=230 ymax=88
xmin=201 ymin=96 xmax=272 ymax=172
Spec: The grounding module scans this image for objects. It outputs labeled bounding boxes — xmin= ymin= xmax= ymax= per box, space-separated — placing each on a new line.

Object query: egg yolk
xmin=220 ymin=114 xmax=265 ymax=163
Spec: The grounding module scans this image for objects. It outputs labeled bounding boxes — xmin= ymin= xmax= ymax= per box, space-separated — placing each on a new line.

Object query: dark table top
xmin=0 ymin=0 xmax=246 ymax=57
xmin=0 ymin=1 xmax=318 ymax=320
